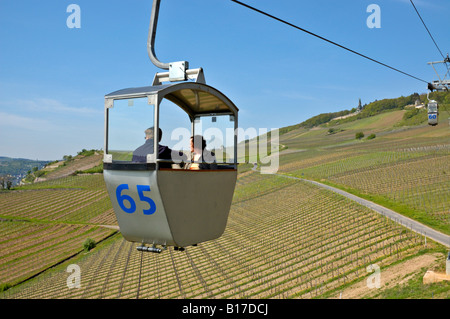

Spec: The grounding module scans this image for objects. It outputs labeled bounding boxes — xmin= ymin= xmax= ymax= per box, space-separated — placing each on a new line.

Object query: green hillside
xmin=277 ymin=97 xmax=449 ymax=233
xmin=0 ymin=157 xmax=50 ymax=176
xmin=0 ymin=157 xmax=50 ymax=188
xmin=280 ymin=90 xmax=450 ymax=135
xmin=1 ymin=94 xmax=449 ymax=299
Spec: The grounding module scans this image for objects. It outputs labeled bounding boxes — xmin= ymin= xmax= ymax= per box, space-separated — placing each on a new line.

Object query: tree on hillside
xmin=355 ymin=132 xmax=364 ymax=140
xmin=0 ymin=175 xmax=13 ymax=190
xmin=63 ymin=155 xmax=73 ymax=162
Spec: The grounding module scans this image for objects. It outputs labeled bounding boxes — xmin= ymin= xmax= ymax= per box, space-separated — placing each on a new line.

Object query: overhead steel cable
xmin=409 ymin=0 xmax=446 ymax=60
xmin=230 ymin=0 xmax=429 ymax=84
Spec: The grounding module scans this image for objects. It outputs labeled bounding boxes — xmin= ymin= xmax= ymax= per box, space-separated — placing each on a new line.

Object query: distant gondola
xmin=426 ymin=55 xmax=450 ymax=126
xmin=427 ymin=99 xmax=438 ymax=126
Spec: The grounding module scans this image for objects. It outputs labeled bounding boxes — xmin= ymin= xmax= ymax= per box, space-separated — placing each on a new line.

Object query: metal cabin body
xmin=103 ymin=82 xmax=239 ymax=250
xmin=427 ymin=100 xmax=439 ymax=126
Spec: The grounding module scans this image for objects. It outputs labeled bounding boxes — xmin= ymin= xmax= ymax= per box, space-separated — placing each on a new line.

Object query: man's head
xmin=190 ymin=135 xmax=206 ymax=153
xmin=145 ymin=127 xmax=162 ymax=142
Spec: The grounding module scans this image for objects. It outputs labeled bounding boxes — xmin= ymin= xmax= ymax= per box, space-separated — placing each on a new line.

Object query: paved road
xmin=282 ymin=174 xmax=450 ymax=248
xmin=251 ymin=163 xmax=450 ymax=248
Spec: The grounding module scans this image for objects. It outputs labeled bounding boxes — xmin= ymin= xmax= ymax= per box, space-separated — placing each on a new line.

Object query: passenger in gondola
xmin=132 ymin=127 xmax=186 ymax=168
xmin=185 ymin=135 xmax=217 ymax=170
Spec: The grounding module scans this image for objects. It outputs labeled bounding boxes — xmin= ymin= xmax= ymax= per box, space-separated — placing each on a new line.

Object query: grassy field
xmin=0 ymin=108 xmax=449 ymax=299
xmin=0 ymin=173 xmax=118 ymax=288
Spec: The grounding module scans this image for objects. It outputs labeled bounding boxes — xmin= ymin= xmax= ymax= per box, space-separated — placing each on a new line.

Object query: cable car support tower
xmin=427 ymin=55 xmax=450 ymax=92
xmin=426 ymin=55 xmax=450 ymax=126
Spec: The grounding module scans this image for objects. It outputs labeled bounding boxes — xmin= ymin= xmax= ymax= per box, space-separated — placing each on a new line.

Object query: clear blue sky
xmin=1 ymin=0 xmax=449 ymax=160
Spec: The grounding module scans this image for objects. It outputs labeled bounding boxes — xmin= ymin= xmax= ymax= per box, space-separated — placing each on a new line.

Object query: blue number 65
xmin=116 ymin=184 xmax=156 ymax=215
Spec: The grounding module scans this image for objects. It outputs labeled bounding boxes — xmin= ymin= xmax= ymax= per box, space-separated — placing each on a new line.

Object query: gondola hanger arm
xmin=148 ymin=0 xmax=195 ymax=82
xmin=148 ymin=0 xmax=171 ymax=70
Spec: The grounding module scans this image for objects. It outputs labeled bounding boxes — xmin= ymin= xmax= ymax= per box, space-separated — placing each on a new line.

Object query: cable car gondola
xmin=427 ymin=99 xmax=439 ymax=126
xmin=103 ymin=0 xmax=239 ymax=253
xmin=426 ymin=55 xmax=450 ymax=126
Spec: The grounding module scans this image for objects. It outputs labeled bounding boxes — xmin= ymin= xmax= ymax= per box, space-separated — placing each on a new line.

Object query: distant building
xmin=415 ymin=99 xmax=424 ymax=109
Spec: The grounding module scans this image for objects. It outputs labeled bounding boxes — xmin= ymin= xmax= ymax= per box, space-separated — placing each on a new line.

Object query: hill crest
xmin=279 ymin=90 xmax=450 ymax=135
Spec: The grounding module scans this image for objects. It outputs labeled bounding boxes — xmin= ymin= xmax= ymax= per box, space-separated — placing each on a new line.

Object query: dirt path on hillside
xmin=332 ymin=253 xmax=442 ymax=299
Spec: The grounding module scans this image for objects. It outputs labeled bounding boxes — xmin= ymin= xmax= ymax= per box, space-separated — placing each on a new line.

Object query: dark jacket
xmin=132 ymin=139 xmax=185 ymax=168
